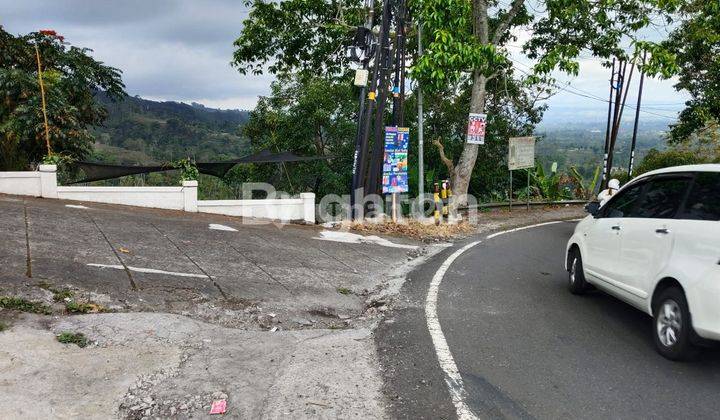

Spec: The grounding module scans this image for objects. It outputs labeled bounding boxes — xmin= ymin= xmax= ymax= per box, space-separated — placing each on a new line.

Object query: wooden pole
xmin=34 ymin=45 xmax=52 ymax=156
xmin=509 ymin=170 xmax=513 ymax=212
xmin=628 ymin=52 xmax=647 ymax=177
xmin=526 ymin=169 xmax=530 ymax=211
xmin=601 ymin=58 xmax=616 ymax=189
xmin=392 ymin=192 xmax=397 ymax=222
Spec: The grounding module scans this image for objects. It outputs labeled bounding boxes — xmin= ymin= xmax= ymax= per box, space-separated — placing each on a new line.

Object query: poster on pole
xmin=508 ymin=136 xmax=535 ymax=170
xmin=382 ymin=126 xmax=409 ymax=193
xmin=466 ymin=113 xmax=487 ymax=144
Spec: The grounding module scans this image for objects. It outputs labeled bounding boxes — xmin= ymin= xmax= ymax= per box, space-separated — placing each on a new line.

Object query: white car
xmin=566 ymin=164 xmax=720 ymax=360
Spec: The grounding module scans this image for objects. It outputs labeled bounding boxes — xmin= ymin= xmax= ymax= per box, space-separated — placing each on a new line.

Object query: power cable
xmin=507 ymin=58 xmax=679 ymax=120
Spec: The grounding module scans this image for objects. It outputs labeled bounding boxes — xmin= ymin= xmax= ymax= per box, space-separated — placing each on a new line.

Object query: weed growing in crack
xmin=336 ymin=287 xmax=352 ymax=295
xmin=52 ymin=289 xmax=74 ymax=302
xmin=0 ymin=296 xmax=51 ymax=314
xmin=65 ymin=301 xmax=106 ymax=314
xmin=56 ymin=331 xmax=88 ymax=348
xmin=36 ymin=282 xmax=75 ymax=302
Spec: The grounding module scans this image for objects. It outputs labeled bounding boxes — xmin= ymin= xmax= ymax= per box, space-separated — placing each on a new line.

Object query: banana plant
xmin=568 ymin=165 xmax=601 ymax=200
xmin=530 ymin=162 xmax=566 ymax=201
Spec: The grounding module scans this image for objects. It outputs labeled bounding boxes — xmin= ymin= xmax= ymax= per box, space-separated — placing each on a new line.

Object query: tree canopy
xmin=0 ymin=27 xmax=125 ymax=170
xmin=663 ymin=1 xmax=720 ymax=142
xmin=232 ymin=0 xmax=684 ymax=200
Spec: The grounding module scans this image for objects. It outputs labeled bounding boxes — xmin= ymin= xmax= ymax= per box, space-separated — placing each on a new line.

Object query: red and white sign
xmin=466 ymin=113 xmax=487 ymax=144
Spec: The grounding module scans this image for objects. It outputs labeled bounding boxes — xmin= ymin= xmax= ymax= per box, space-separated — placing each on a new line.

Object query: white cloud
xmin=2 ymin=0 xmax=690 ymax=122
xmin=1 ymin=0 xmax=269 ymax=110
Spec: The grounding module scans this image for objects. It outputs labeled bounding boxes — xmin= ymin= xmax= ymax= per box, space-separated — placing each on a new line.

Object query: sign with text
xmin=382 ymin=126 xmax=409 ymax=193
xmin=466 ymin=113 xmax=487 ymax=144
xmin=508 ymin=136 xmax=535 ymax=170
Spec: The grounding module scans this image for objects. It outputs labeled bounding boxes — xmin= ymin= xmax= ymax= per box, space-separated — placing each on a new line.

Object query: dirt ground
xmin=0 ymin=194 xmax=584 ymax=419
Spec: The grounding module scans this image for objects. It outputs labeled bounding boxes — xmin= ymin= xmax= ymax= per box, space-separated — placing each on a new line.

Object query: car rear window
xmin=633 ymin=176 xmax=691 ymax=219
xmin=678 ymin=172 xmax=720 ymax=221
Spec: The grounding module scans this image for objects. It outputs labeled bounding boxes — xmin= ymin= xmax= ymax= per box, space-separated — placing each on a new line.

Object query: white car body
xmin=566 ymin=164 xmax=720 ymax=341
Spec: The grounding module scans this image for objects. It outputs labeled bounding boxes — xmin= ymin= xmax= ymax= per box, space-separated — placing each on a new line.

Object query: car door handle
xmin=655 ymin=228 xmax=670 ymax=234
xmin=611 ymin=225 xmax=621 ymax=231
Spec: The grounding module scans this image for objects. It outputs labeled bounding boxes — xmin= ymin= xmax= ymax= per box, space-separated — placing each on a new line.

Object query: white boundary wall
xmin=198 ymin=193 xmax=315 ymax=223
xmin=0 ymin=171 xmax=41 ymax=197
xmin=57 ymin=185 xmax=187 ymax=210
xmin=0 ymin=166 xmax=315 ymax=224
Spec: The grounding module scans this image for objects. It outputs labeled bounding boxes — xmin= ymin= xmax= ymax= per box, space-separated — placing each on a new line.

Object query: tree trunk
xmin=452 ymin=0 xmax=489 ymax=204
xmin=452 ymin=71 xmax=487 ymax=204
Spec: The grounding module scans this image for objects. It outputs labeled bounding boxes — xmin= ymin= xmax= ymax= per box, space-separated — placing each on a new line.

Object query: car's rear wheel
xmin=653 ymin=287 xmax=697 ymax=361
xmin=567 ymin=249 xmax=589 ymax=295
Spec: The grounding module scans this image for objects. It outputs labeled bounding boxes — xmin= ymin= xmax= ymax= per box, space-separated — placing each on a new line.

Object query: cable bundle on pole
xmin=350 ymin=0 xmax=407 ymax=220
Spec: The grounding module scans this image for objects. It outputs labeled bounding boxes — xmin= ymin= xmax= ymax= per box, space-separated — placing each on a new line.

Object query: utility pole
xmin=397 ymin=4 xmax=406 ymax=127
xmin=416 ymin=21 xmax=425 ymax=197
xmin=605 ymin=59 xmax=634 ymax=184
xmin=391 ymin=1 xmax=402 ymax=126
xmin=389 ymin=0 xmax=406 ymax=221
xmin=601 ymin=58 xmax=615 ymax=190
xmin=350 ymin=0 xmax=376 ymax=220
xmin=628 ymin=52 xmax=646 ymax=177
xmin=364 ymin=0 xmax=394 ymax=197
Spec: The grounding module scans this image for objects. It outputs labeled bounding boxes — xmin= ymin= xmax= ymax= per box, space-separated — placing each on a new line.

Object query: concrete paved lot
xmin=0 ymin=193 xmax=417 ymax=329
xmin=0 ymin=193 xmax=430 ymax=419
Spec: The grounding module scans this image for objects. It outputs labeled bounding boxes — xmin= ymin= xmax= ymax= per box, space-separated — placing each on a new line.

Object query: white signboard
xmin=508 ymin=136 xmax=535 ymax=170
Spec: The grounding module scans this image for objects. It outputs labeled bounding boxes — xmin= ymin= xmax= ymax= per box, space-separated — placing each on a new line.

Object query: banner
xmin=508 ymin=136 xmax=535 ymax=170
xmin=382 ymin=126 xmax=409 ymax=193
xmin=466 ymin=113 xmax=487 ymax=144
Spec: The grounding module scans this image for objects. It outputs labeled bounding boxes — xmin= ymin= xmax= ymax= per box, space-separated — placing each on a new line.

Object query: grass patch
xmin=0 ymin=296 xmax=51 ymax=315
xmin=0 ymin=322 xmax=7 ymax=332
xmin=51 ymin=289 xmax=74 ymax=302
xmin=56 ymin=331 xmax=88 ymax=348
xmin=336 ymin=287 xmax=352 ymax=295
xmin=65 ymin=301 xmax=106 ymax=314
xmin=36 ymin=282 xmax=75 ymax=302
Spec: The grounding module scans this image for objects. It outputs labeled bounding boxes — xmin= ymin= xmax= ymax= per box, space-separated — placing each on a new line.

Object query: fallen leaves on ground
xmin=349 ymin=220 xmax=476 ymax=242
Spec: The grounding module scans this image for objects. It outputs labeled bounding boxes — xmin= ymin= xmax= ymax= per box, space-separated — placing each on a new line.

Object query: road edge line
xmin=427 ymin=219 xmax=575 ymax=419
xmin=425 ymin=240 xmax=482 ymax=420
xmin=485 ymin=220 xmax=563 ymax=240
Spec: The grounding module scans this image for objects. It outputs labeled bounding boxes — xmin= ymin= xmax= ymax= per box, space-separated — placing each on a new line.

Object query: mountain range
xmin=90 ymin=93 xmax=251 ymax=164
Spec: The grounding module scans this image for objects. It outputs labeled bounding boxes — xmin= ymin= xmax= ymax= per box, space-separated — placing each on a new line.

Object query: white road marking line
xmin=315 ymin=230 xmax=418 ymax=249
xmin=427 ymin=220 xmax=570 ymax=419
xmin=485 ymin=220 xmax=563 ymax=239
xmin=65 ymin=204 xmax=89 ymax=209
xmin=87 ymin=263 xmax=206 ymax=278
xmin=426 ymin=240 xmax=482 ymax=420
xmin=209 ymin=223 xmax=238 ymax=232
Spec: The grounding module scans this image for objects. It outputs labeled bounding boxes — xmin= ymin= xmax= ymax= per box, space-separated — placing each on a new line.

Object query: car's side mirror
xmin=585 ymin=201 xmax=600 ymax=217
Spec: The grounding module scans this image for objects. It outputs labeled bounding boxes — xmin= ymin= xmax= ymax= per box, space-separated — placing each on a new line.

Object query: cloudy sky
xmin=2 ymin=0 xmax=689 ymax=124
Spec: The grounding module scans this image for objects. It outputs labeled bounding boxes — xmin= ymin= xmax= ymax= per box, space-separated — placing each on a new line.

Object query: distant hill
xmin=90 ymin=93 xmax=251 ymax=164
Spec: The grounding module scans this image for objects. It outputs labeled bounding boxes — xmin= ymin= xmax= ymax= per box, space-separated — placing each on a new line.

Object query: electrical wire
xmin=507 ymin=57 xmax=680 ymax=120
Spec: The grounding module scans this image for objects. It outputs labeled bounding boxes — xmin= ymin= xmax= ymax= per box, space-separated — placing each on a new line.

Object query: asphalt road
xmin=377 ymin=220 xmax=720 ymax=419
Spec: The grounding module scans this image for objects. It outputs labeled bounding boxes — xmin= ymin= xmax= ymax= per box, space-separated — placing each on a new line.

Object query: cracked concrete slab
xmin=0 ymin=195 xmax=424 ymax=329
xmin=0 ymin=313 xmax=386 ymax=419
xmin=0 ymin=194 xmax=445 ymax=419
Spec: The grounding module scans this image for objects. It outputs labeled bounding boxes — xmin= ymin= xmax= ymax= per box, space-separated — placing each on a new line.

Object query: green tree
xmin=0 ymin=27 xmax=125 ymax=170
xmin=662 ymin=1 xmax=720 ymax=143
xmin=233 ymin=0 xmax=681 ymax=203
xmin=235 ymin=74 xmax=357 ymax=197
xmin=634 ymin=148 xmax=702 ymax=175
